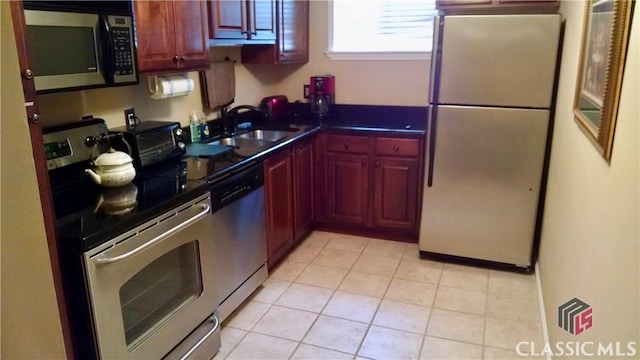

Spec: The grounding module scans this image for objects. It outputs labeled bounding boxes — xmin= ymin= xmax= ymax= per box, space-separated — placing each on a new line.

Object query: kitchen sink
xmin=208 ymin=136 xmax=274 ymax=148
xmin=208 ymin=128 xmax=299 ymax=148
xmin=237 ymin=129 xmax=296 ymax=142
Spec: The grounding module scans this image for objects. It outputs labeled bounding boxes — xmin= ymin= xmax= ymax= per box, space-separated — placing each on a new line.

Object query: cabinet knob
xmin=296 ymin=148 xmax=301 ymax=154
xmin=29 ymin=113 xmax=40 ymax=124
xmin=376 ymin=160 xmax=380 ymax=167
xmin=344 ymin=142 xmax=350 ymax=149
xmin=181 ymin=56 xmax=187 ymax=61
xmin=24 ymin=69 xmax=34 ymax=80
xmin=173 ymin=55 xmax=180 ymax=62
xmin=393 ymin=145 xmax=399 ymax=152
xmin=362 ymin=159 xmax=367 ymax=166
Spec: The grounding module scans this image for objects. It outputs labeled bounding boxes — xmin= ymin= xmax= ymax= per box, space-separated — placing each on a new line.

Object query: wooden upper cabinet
xmin=436 ymin=0 xmax=559 ymax=13
xmin=241 ymin=0 xmax=309 ymax=64
xmin=209 ymin=0 xmax=276 ymax=42
xmin=173 ymin=1 xmax=210 ymax=69
xmin=209 ymin=0 xmax=249 ymax=39
xmin=250 ymin=0 xmax=277 ymax=41
xmin=276 ymin=0 xmax=309 ymax=63
xmin=134 ymin=0 xmax=209 ymax=73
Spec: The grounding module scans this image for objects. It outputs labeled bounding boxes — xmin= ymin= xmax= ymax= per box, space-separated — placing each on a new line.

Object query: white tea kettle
xmin=85 ymin=148 xmax=136 ymax=187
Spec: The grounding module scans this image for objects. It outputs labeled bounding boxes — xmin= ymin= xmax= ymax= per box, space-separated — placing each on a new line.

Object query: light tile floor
xmin=215 ymin=231 xmax=543 ymax=360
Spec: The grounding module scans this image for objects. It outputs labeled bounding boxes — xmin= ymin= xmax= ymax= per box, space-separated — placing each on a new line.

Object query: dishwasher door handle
xmin=94 ymin=203 xmax=211 ymax=266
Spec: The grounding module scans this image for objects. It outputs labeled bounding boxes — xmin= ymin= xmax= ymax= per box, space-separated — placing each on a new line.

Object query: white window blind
xmin=328 ymin=0 xmax=437 ymax=59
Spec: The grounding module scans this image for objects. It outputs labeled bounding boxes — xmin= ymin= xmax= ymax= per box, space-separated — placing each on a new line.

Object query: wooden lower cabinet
xmin=373 ymin=157 xmax=420 ymax=231
xmin=326 ymin=153 xmax=369 ymax=226
xmin=264 ymin=149 xmax=293 ymax=267
xmin=264 ymin=137 xmax=315 ymax=267
xmin=322 ymin=133 xmax=423 ymax=234
xmin=292 ymin=138 xmax=314 ymax=240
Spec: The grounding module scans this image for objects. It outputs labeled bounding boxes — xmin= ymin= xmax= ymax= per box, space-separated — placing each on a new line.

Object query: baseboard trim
xmin=535 ymin=262 xmax=552 ymax=360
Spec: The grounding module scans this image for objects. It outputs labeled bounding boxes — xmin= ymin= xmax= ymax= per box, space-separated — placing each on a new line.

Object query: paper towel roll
xmin=149 ymin=74 xmax=194 ymax=99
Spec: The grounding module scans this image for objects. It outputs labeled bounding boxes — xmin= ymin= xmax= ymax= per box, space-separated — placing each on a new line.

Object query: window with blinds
xmin=328 ymin=0 xmax=437 ymax=60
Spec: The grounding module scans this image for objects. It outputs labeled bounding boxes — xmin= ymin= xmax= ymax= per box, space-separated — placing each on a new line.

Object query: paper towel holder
xmin=147 ymin=73 xmax=194 ymax=99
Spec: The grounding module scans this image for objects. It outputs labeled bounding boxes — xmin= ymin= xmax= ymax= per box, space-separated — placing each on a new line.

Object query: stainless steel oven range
xmin=45 ymin=120 xmax=221 ymax=359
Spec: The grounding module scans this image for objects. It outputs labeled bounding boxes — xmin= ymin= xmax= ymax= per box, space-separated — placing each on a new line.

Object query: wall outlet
xmin=303 ymin=85 xmax=310 ymax=99
xmin=124 ymin=108 xmax=137 ymax=129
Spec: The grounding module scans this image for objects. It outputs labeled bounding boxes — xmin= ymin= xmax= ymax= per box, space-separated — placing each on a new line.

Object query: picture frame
xmin=573 ymin=0 xmax=635 ymax=161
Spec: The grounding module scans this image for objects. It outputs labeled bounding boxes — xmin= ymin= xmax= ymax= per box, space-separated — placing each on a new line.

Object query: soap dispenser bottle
xmin=189 ymin=111 xmax=201 ymax=143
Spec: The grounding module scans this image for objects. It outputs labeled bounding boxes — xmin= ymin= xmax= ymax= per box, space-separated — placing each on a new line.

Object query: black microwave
xmin=110 ymin=121 xmax=187 ymax=170
xmin=22 ymin=1 xmax=138 ymax=94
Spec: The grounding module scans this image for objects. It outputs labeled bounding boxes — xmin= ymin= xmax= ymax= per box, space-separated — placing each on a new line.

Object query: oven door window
xmin=119 ymin=241 xmax=203 ymax=348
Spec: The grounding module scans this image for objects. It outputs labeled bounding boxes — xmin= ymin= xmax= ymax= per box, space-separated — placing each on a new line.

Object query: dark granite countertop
xmin=182 ymin=103 xmax=429 ymax=183
xmin=288 ymin=103 xmax=428 ymax=134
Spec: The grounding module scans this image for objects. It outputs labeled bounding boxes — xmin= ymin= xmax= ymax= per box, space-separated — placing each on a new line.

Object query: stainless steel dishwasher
xmin=210 ymin=162 xmax=268 ymax=322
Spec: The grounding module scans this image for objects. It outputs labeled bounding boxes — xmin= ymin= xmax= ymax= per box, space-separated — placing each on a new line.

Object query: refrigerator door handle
xmin=428 ymin=15 xmax=442 ymax=104
xmin=427 ymin=105 xmax=437 ymax=187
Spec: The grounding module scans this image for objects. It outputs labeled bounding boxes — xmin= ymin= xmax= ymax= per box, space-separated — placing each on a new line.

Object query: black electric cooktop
xmin=51 ymin=160 xmax=208 ymax=252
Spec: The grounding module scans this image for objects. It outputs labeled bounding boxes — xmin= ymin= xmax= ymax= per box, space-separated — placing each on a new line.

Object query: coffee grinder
xmin=309 ymin=75 xmax=335 ymax=120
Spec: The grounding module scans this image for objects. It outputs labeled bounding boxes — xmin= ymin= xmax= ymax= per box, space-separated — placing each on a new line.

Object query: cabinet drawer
xmin=375 ymin=138 xmax=420 ymax=157
xmin=327 ymin=134 xmax=369 ymax=154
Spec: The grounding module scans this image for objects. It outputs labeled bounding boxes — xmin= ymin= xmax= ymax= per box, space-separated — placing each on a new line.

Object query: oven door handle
xmin=94 ymin=203 xmax=211 ymax=266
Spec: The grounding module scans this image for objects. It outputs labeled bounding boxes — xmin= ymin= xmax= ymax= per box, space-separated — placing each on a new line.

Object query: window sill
xmin=324 ymin=51 xmax=431 ymax=61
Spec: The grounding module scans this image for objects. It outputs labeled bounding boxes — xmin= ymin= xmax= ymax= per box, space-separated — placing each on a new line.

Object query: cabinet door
xmin=240 ymin=0 xmax=308 ymax=64
xmin=374 ymin=158 xmax=420 ymax=231
xmin=264 ymin=150 xmax=294 ymax=267
xmin=209 ymin=0 xmax=249 ymax=39
xmin=326 ymin=153 xmax=369 ymax=226
xmin=134 ymin=1 xmax=179 ymax=72
xmin=292 ymin=138 xmax=314 ymax=242
xmin=249 ymin=0 xmax=276 ymax=41
xmin=174 ymin=1 xmax=210 ymax=70
xmin=277 ymin=0 xmax=308 ymax=62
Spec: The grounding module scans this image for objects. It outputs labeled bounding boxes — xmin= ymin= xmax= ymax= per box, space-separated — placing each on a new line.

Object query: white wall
xmin=538 ymin=0 xmax=639 ymax=351
xmin=0 ymin=2 xmax=67 ymax=358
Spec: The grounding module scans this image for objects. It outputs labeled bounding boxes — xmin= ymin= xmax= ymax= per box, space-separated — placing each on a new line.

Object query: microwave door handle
xmin=98 ymin=15 xmax=115 ymax=84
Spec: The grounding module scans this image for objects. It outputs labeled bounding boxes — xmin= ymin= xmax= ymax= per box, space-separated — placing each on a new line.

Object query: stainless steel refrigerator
xmin=419 ymin=14 xmax=562 ymax=270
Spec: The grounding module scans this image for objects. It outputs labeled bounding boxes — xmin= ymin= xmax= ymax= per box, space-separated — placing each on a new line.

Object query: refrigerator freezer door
xmin=420 ymin=106 xmax=548 ymax=266
xmin=437 ymin=14 xmax=560 ymax=108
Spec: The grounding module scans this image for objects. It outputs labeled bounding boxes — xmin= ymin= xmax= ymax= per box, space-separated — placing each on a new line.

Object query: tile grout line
xmin=534 ymin=261 xmax=551 ymax=360
xmin=416 ymin=255 xmax=444 ymax=359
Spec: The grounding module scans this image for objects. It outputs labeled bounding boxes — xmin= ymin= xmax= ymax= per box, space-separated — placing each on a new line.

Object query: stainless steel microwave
xmin=22 ymin=1 xmax=138 ymax=93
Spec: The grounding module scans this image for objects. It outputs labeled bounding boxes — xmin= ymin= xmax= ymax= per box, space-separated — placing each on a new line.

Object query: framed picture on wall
xmin=573 ymin=0 xmax=635 ymax=161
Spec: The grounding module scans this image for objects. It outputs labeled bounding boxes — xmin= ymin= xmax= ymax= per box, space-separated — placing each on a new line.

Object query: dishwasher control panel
xmin=210 ymin=163 xmax=264 ymax=212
